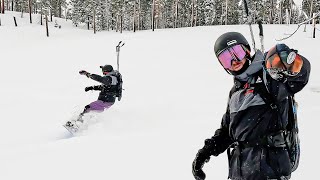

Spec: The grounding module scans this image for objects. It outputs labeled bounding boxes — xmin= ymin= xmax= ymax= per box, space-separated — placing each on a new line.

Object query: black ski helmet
xmin=100 ymin=64 xmax=113 ymax=72
xmin=214 ymin=32 xmax=250 ymax=57
xmin=214 ymin=32 xmax=251 ymax=75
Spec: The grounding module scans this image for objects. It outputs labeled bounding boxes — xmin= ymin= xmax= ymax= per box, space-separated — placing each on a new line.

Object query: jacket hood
xmin=235 ymin=50 xmax=264 ymax=82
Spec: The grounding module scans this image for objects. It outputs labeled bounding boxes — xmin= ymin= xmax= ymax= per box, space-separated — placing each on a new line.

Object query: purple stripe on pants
xmin=87 ymin=100 xmax=114 ymax=113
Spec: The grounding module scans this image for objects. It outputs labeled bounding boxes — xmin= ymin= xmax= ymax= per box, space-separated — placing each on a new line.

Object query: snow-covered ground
xmin=0 ymin=11 xmax=319 ymax=180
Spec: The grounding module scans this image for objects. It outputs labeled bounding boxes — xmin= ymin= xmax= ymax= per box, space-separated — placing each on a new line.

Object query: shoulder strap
xmin=287 ymin=95 xmax=297 ymax=132
xmin=255 ymin=74 xmax=296 ymax=131
xmin=254 ymin=82 xmax=278 ymax=110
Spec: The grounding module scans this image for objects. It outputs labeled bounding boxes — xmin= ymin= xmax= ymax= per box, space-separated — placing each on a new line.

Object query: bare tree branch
xmin=276 ymin=11 xmax=320 ymax=41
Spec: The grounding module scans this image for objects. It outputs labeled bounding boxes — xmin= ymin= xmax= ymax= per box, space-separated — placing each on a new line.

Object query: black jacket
xmin=89 ymin=72 xmax=119 ymax=103
xmin=204 ymin=51 xmax=310 ymax=180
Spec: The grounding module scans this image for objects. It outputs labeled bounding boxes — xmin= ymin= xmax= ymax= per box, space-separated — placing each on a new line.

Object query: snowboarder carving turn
xmin=64 ymin=64 xmax=122 ymax=134
xmin=192 ymin=32 xmax=310 ymax=180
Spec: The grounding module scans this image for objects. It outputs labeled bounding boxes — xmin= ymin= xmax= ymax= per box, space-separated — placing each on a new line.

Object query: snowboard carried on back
xmin=114 ymin=70 xmax=123 ymax=101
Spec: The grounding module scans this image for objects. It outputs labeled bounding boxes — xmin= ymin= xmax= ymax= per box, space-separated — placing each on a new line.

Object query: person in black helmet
xmin=192 ymin=32 xmax=311 ymax=180
xmin=74 ymin=64 xmax=119 ymax=123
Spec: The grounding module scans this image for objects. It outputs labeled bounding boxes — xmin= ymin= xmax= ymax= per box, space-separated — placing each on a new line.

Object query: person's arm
xmin=192 ymin=112 xmax=232 ymax=180
xmin=89 ymin=74 xmax=112 ymax=85
xmin=192 ymin=92 xmax=233 ymax=180
xmin=79 ymin=70 xmax=112 ymax=85
xmin=282 ymin=55 xmax=310 ymax=94
xmin=198 ymin=113 xmax=232 ymax=157
xmin=84 ymin=85 xmax=103 ymax=92
xmin=265 ymin=46 xmax=311 ymax=99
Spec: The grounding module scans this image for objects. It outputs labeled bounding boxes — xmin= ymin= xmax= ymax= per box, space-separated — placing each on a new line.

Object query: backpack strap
xmin=253 ymin=74 xmax=300 ymax=174
xmin=253 ymin=80 xmax=278 ymax=110
xmin=287 ymin=95 xmax=298 ymax=132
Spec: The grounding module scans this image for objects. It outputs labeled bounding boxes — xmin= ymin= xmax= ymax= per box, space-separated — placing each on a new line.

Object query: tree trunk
xmin=46 ymin=15 xmax=49 ymax=37
xmin=174 ymin=0 xmax=178 ymax=28
xmin=13 ymin=16 xmax=17 ymax=26
xmin=1 ymin=0 xmax=4 ymax=13
xmin=191 ymin=0 xmax=194 ymax=27
xmin=270 ymin=0 xmax=274 ymax=24
xmin=195 ymin=0 xmax=197 ymax=26
xmin=133 ymin=2 xmax=136 ymax=32
xmin=151 ymin=0 xmax=155 ymax=31
xmin=28 ymin=0 xmax=32 ymax=23
xmin=87 ymin=16 xmax=90 ymax=30
xmin=93 ymin=8 xmax=96 ymax=34
xmin=279 ymin=0 xmax=282 ymax=24
xmin=40 ymin=5 xmax=42 ymax=25
xmin=120 ymin=15 xmax=123 ymax=33
xmin=313 ymin=13 xmax=316 ymax=38
xmin=120 ymin=0 xmax=123 ymax=33
xmin=59 ymin=0 xmax=62 ymax=18
xmin=286 ymin=8 xmax=289 ymax=25
xmin=309 ymin=0 xmax=313 ymax=24
xmin=225 ymin=0 xmax=228 ymax=25
xmin=116 ymin=15 xmax=118 ymax=32
xmin=138 ymin=0 xmax=141 ymax=30
xmin=289 ymin=0 xmax=293 ymax=24
xmin=34 ymin=1 xmax=37 ymax=14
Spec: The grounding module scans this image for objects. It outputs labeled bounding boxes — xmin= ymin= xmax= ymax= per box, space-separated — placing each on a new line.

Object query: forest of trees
xmin=0 ymin=0 xmax=319 ymax=32
xmin=0 ymin=0 xmax=68 ymax=22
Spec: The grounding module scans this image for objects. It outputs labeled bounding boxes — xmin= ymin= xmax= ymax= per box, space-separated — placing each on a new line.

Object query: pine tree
xmin=226 ymin=0 xmax=240 ymax=25
xmin=302 ymin=0 xmax=320 ymax=19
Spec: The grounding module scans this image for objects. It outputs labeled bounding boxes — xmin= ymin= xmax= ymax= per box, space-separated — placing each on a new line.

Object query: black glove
xmin=192 ymin=133 xmax=232 ymax=180
xmin=266 ymin=68 xmax=287 ymax=82
xmin=85 ymin=86 xmax=94 ymax=92
xmin=79 ymin=70 xmax=91 ymax=78
xmin=265 ymin=44 xmax=303 ymax=81
xmin=192 ymin=149 xmax=210 ymax=180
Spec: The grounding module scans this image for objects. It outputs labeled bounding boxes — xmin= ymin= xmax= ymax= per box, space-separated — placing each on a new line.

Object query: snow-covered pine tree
xmin=95 ymin=0 xmax=108 ymax=31
xmin=290 ymin=5 xmax=300 ymax=24
xmin=140 ymin=0 xmax=152 ymax=30
xmin=302 ymin=0 xmax=319 ymax=21
xmin=15 ymin=0 xmax=28 ymax=17
xmin=280 ymin=0 xmax=294 ymax=24
xmin=196 ymin=0 xmax=214 ymax=26
xmin=161 ymin=0 xmax=174 ymax=28
xmin=177 ymin=0 xmax=191 ymax=27
xmin=226 ymin=0 xmax=240 ymax=25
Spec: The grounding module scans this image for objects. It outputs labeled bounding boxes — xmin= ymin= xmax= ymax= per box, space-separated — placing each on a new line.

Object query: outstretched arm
xmin=85 ymin=85 xmax=104 ymax=92
xmin=79 ymin=70 xmax=112 ymax=85
xmin=282 ymin=55 xmax=310 ymax=94
xmin=89 ymin=74 xmax=112 ymax=85
xmin=264 ymin=45 xmax=311 ymax=100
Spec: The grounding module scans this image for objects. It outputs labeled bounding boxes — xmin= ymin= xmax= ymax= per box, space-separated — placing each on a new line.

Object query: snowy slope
xmin=0 ymin=11 xmax=319 ymax=180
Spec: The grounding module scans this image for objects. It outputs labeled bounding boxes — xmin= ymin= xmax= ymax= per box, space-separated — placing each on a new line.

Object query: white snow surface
xmin=0 ymin=11 xmax=319 ymax=180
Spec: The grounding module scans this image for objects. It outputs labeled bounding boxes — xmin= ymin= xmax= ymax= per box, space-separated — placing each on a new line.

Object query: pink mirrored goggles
xmin=217 ymin=44 xmax=248 ymax=69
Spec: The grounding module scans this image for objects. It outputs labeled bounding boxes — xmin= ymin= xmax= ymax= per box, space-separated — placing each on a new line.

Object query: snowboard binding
xmin=64 ymin=119 xmax=82 ymax=134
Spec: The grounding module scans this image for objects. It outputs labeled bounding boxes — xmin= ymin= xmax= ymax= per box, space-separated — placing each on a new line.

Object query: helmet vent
xmin=227 ymin=40 xmax=237 ymax=46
